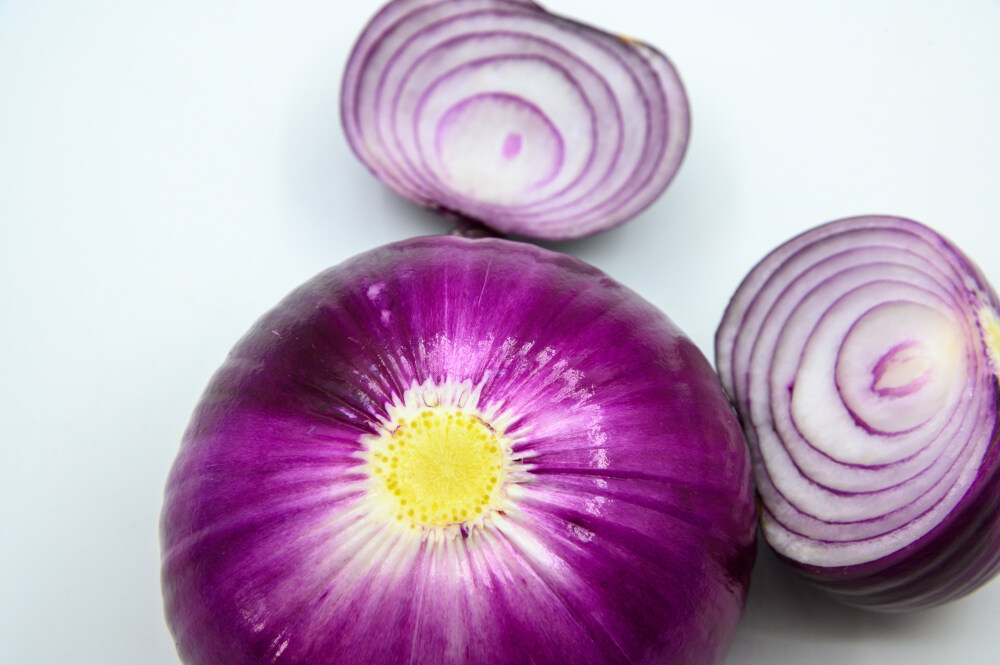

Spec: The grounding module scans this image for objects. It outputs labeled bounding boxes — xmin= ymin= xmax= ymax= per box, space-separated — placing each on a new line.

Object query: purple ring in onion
xmin=716 ymin=215 xmax=1000 ymax=611
xmin=161 ymin=235 xmax=755 ymax=665
xmin=341 ymin=0 xmax=690 ymax=240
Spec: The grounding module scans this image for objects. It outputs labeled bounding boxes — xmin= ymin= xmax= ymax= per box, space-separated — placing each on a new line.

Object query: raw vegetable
xmin=161 ymin=235 xmax=755 ymax=665
xmin=341 ymin=0 xmax=689 ymax=240
xmin=716 ymin=215 xmax=1000 ymax=611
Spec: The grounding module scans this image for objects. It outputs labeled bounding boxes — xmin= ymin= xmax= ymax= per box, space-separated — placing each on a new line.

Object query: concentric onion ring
xmin=716 ymin=215 xmax=1000 ymax=611
xmin=341 ymin=0 xmax=689 ymax=240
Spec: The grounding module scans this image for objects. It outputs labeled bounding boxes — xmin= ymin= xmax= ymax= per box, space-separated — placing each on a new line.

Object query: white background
xmin=3 ymin=1 xmax=1000 ymax=663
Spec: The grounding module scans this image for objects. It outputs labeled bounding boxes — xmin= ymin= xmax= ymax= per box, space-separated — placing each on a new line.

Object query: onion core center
xmin=829 ymin=302 xmax=964 ymax=435
xmin=870 ymin=342 xmax=931 ymax=398
xmin=501 ymin=132 xmax=523 ymax=159
xmin=366 ymin=408 xmax=508 ymax=528
xmin=432 ymin=93 xmax=564 ymax=203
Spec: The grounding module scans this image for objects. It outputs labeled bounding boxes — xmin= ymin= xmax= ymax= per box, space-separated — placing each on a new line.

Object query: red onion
xmin=340 ymin=0 xmax=690 ymax=240
xmin=161 ymin=236 xmax=755 ymax=665
xmin=716 ymin=215 xmax=1000 ymax=611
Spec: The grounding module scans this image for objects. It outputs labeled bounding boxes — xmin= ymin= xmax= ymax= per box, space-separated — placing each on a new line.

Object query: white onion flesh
xmin=716 ymin=215 xmax=1000 ymax=610
xmin=341 ymin=0 xmax=689 ymax=240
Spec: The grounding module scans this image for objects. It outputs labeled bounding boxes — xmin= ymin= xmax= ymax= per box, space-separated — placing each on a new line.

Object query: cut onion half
xmin=716 ymin=215 xmax=1000 ymax=611
xmin=341 ymin=0 xmax=689 ymax=240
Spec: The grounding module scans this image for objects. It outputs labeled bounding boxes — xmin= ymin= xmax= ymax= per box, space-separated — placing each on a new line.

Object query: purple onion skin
xmin=716 ymin=215 xmax=1000 ymax=611
xmin=161 ymin=236 xmax=755 ymax=665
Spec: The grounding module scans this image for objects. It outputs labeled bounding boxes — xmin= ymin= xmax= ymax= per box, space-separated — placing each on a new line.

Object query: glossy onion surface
xmin=341 ymin=0 xmax=690 ymax=240
xmin=716 ymin=215 xmax=1000 ymax=611
xmin=162 ymin=236 xmax=755 ymax=665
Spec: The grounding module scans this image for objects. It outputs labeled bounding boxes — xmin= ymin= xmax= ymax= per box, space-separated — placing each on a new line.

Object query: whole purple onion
xmin=341 ymin=0 xmax=690 ymax=240
xmin=716 ymin=215 xmax=1000 ymax=611
xmin=161 ymin=236 xmax=755 ymax=665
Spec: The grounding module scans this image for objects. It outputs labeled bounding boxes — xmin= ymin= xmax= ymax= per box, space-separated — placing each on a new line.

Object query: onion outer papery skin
xmin=715 ymin=215 xmax=1000 ymax=611
xmin=341 ymin=0 xmax=689 ymax=241
xmin=161 ymin=235 xmax=756 ymax=665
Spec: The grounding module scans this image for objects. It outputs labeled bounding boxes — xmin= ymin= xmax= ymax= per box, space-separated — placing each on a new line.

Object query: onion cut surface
xmin=341 ymin=0 xmax=689 ymax=240
xmin=161 ymin=236 xmax=755 ymax=665
xmin=716 ymin=215 xmax=1000 ymax=611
